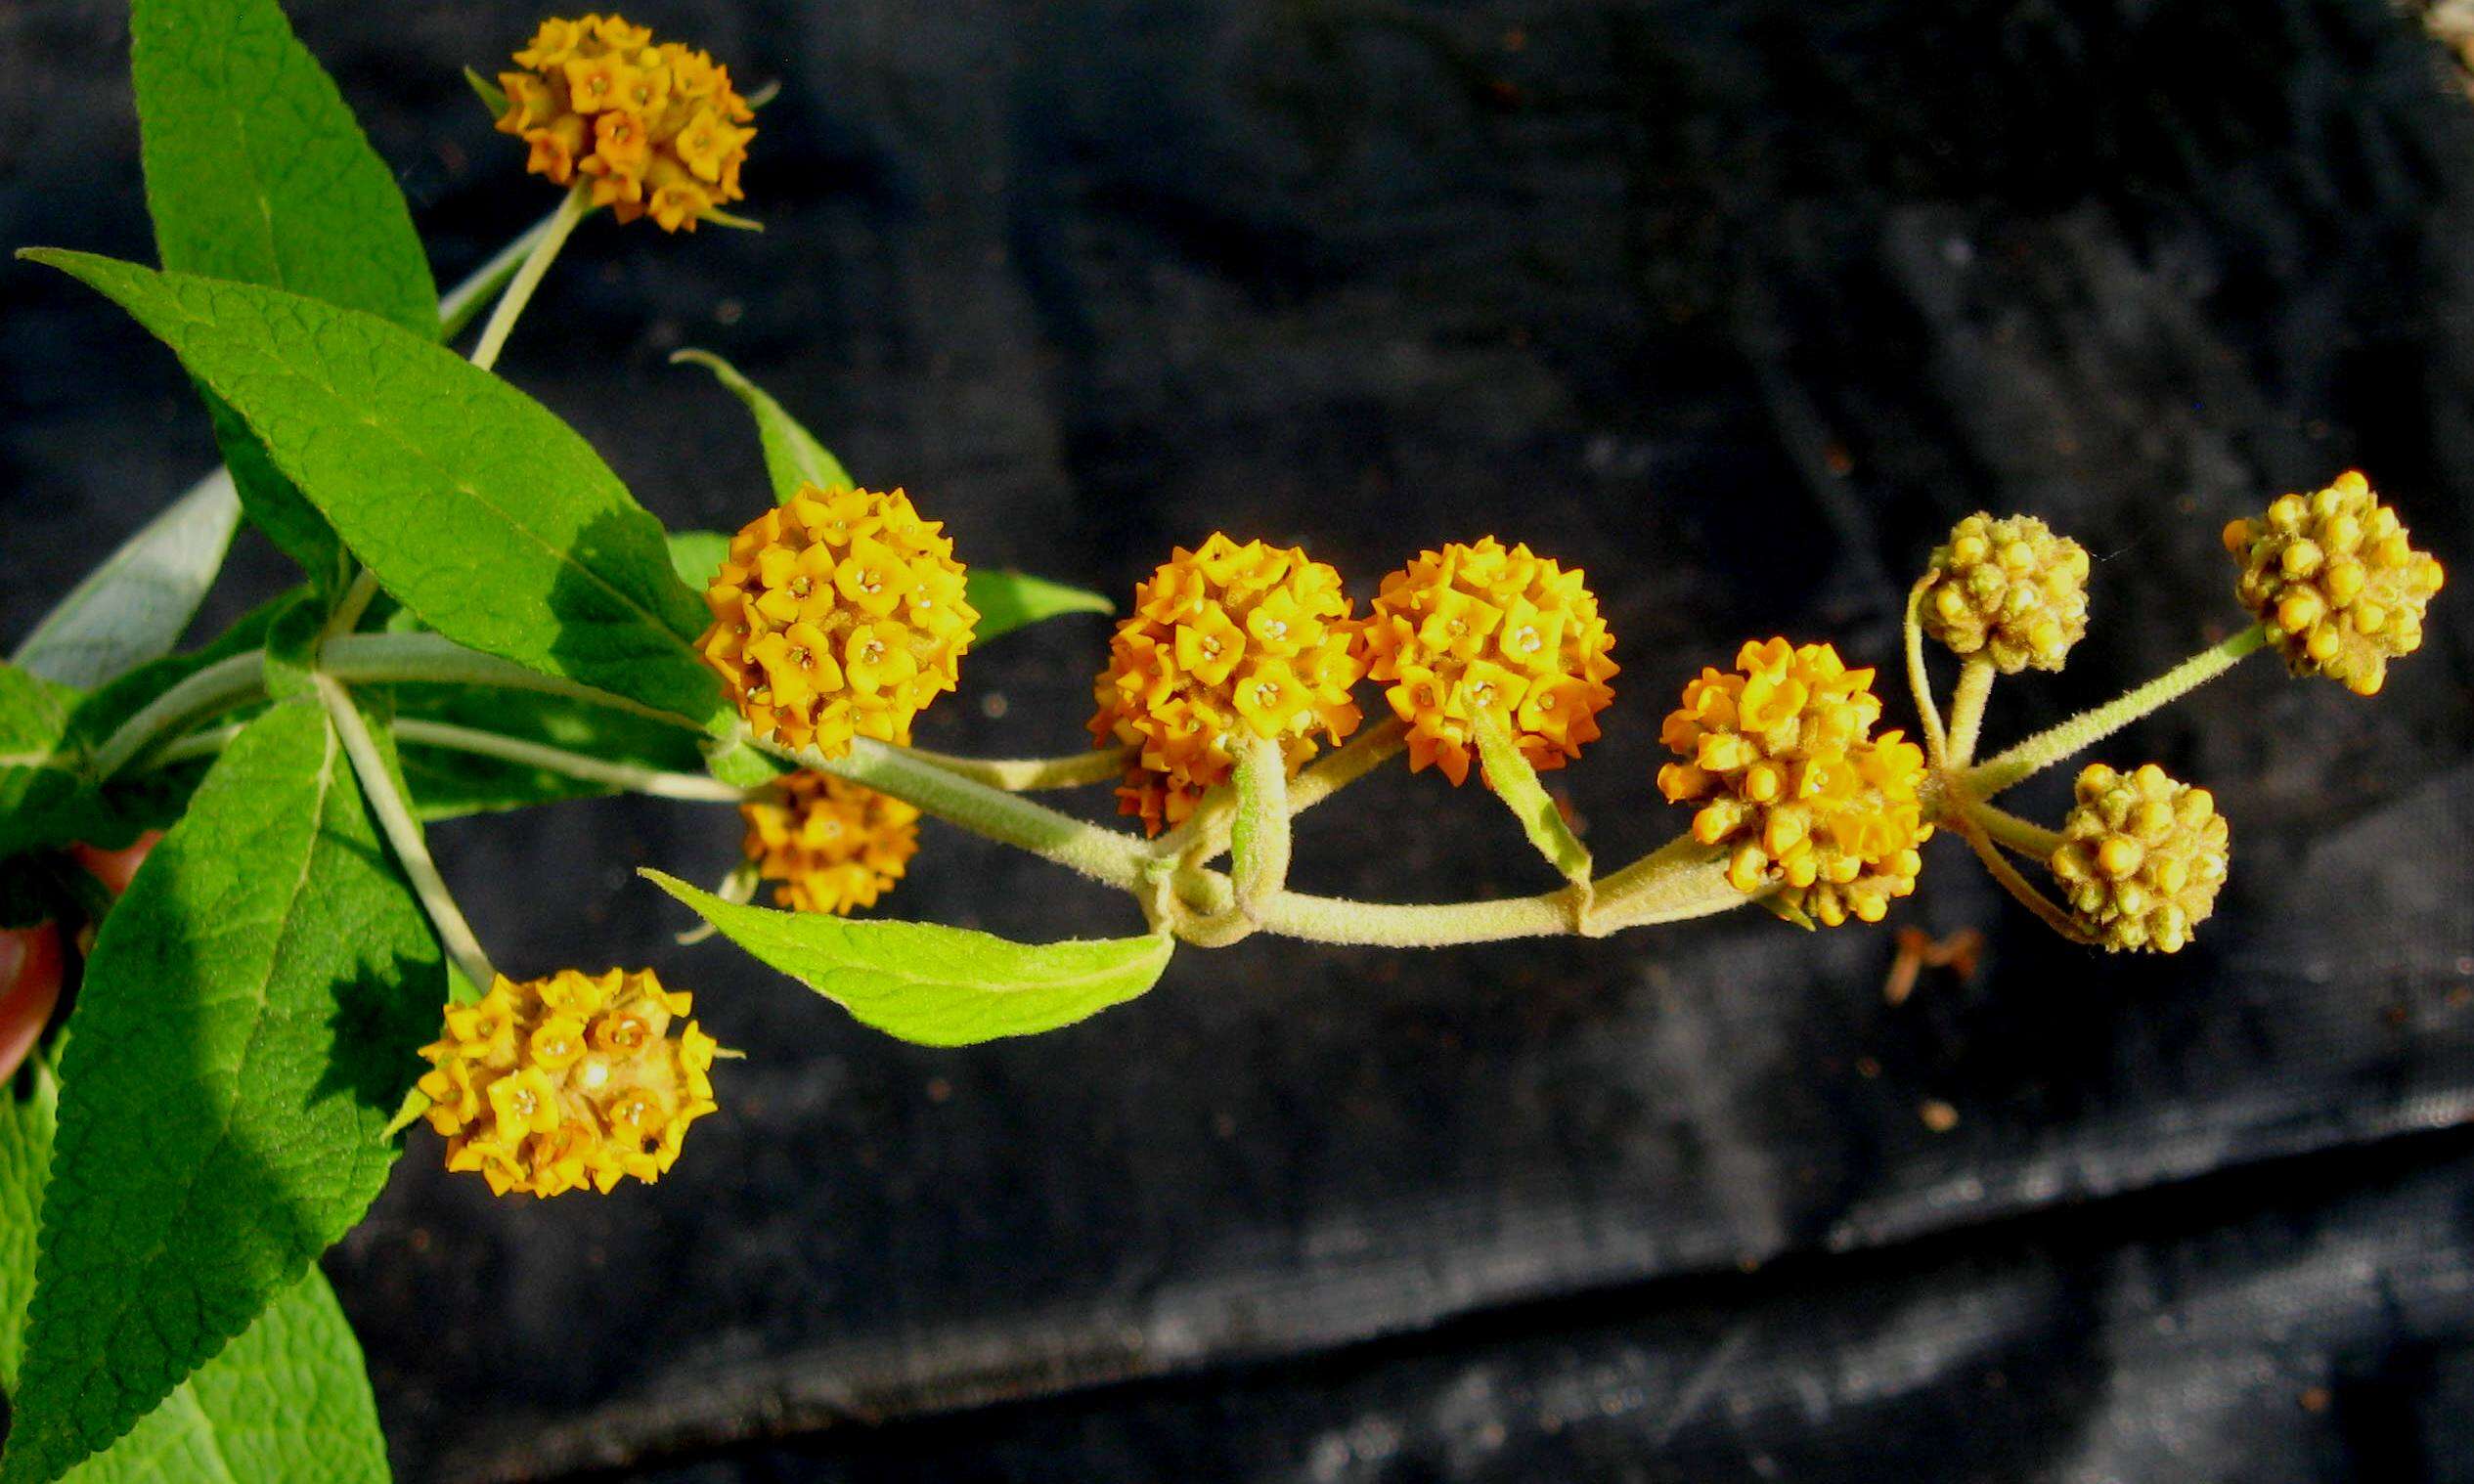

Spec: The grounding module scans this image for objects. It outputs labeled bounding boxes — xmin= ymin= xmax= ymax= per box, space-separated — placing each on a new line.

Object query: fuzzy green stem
xmin=147 ymin=722 xmax=247 ymax=767
xmin=467 ymin=183 xmax=593 ymax=372
xmin=1230 ymin=735 xmax=1293 ymax=920
xmin=1944 ymin=656 xmax=1997 ymax=767
xmin=900 ymin=744 xmax=1132 ymax=792
xmin=313 ymin=676 xmax=498 ymax=986
xmin=1966 ymin=625 xmax=2268 ymax=798
xmin=319 ymin=633 xmax=713 ymax=731
xmin=390 ymin=718 xmax=751 ymax=803
xmin=323 ymin=568 xmax=383 ymax=639
xmin=1587 ymin=833 xmax=1748 ymax=933
xmin=758 ymin=734 xmax=1154 ymax=893
xmin=1256 ymin=887 xmax=1579 ymax=947
xmin=1967 ymin=801 xmax=2063 ymax=859
xmin=1906 ymin=579 xmax=1950 ymax=766
xmin=1948 ymin=806 xmax=2096 ymax=944
xmin=439 ymin=202 xmax=570 ymax=341
xmin=88 ymin=649 xmax=267 ymax=778
xmin=1156 ymin=717 xmax=1408 ymax=865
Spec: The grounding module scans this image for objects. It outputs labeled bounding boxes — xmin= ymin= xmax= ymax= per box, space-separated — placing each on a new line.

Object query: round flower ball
xmin=416 ymin=968 xmax=719 ymax=1198
xmin=2048 ymin=763 xmax=2229 ymax=953
xmin=2224 ymin=470 xmax=2445 ymax=697
xmin=697 ymin=485 xmax=977 ymax=758
xmin=1088 ymin=535 xmax=1364 ymax=835
xmin=1918 ymin=512 xmax=2091 ymax=673
xmin=494 ymin=14 xmax=756 ymax=231
xmin=742 ymin=772 xmax=921 ymax=915
xmin=1657 ymin=638 xmax=1933 ymax=927
xmin=1354 ymin=537 xmax=1618 ymax=786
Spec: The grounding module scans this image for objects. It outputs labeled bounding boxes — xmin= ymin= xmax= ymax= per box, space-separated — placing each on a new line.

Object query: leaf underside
xmin=645 ymin=869 xmax=1172 ymax=1045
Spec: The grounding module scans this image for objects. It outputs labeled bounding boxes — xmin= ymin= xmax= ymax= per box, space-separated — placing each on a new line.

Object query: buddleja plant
xmin=0 ymin=3 xmax=2451 ymax=1479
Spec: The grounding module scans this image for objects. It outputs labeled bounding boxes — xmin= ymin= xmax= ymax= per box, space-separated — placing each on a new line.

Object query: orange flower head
xmin=2223 ymin=470 xmax=2445 ymax=696
xmin=1088 ymin=535 xmax=1364 ymax=834
xmin=1919 ymin=512 xmax=2091 ymax=673
xmin=742 ymin=772 xmax=921 ymax=915
xmin=415 ymin=968 xmax=719 ymax=1197
xmin=491 ymin=14 xmax=756 ymax=231
xmin=1657 ymin=638 xmax=1932 ymax=927
xmin=1353 ymin=537 xmax=1618 ymax=787
xmin=697 ymin=485 xmax=977 ymax=758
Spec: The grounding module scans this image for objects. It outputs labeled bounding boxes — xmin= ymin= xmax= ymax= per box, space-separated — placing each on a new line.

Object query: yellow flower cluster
xmin=416 ymin=969 xmax=718 ymax=1198
xmin=1088 ymin=535 xmax=1364 ymax=834
xmin=2223 ymin=471 xmax=2445 ymax=697
xmin=1354 ymin=538 xmax=1618 ymax=786
xmin=1657 ymin=639 xmax=1932 ymax=926
xmin=742 ymin=772 xmax=920 ymax=915
xmin=698 ymin=486 xmax=977 ymax=758
xmin=2049 ymin=764 xmax=2229 ymax=953
xmin=1919 ymin=512 xmax=2091 ymax=673
xmin=495 ymin=14 xmax=754 ymax=232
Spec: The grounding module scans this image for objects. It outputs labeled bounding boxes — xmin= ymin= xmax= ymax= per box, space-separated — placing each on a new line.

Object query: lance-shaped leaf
xmin=965 ymin=570 xmax=1113 ymax=644
xmin=22 ymin=252 xmax=725 ymax=730
xmin=134 ymin=0 xmax=438 ymax=582
xmin=1474 ymin=716 xmax=1593 ymax=894
xmin=0 ymin=700 xmax=440 ymax=1484
xmin=672 ymin=349 xmax=854 ymax=501
xmin=10 ymin=471 xmax=242 ymax=691
xmin=3 ymin=1071 xmax=388 ymax=1483
xmin=646 ymin=870 xmax=1171 ymax=1045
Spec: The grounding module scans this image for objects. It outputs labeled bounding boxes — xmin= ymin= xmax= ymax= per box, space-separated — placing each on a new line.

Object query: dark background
xmin=8 ymin=0 xmax=2474 ymax=1479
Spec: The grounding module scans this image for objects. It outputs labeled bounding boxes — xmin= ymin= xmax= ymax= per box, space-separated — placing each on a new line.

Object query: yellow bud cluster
xmin=1919 ymin=512 xmax=2091 ymax=673
xmin=2223 ymin=470 xmax=2444 ymax=696
xmin=1088 ymin=535 xmax=1364 ymax=835
xmin=2048 ymin=763 xmax=2229 ymax=953
xmin=495 ymin=14 xmax=755 ymax=231
xmin=742 ymin=772 xmax=920 ymax=915
xmin=1657 ymin=638 xmax=1933 ymax=926
xmin=1354 ymin=537 xmax=1618 ymax=786
xmin=416 ymin=969 xmax=718 ymax=1198
xmin=698 ymin=486 xmax=977 ymax=758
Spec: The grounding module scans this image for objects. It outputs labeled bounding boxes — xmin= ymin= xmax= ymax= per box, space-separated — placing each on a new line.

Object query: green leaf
xmin=1474 ymin=716 xmax=1592 ymax=892
xmin=0 ymin=666 xmax=100 ymax=863
xmin=23 ymin=253 xmax=726 ymax=731
xmin=10 ymin=472 xmax=242 ymax=691
xmin=0 ymin=701 xmax=441 ymax=1484
xmin=132 ymin=0 xmax=433 ymax=334
xmin=667 ymin=530 xmax=731 ymax=591
xmin=671 ymin=349 xmax=854 ymax=502
xmin=0 ymin=1063 xmax=60 ymax=1392
xmin=645 ymin=869 xmax=1171 ymax=1045
xmin=4 ymin=1073 xmax=388 ymax=1483
xmin=965 ymin=570 xmax=1114 ymax=645
xmin=54 ymin=1271 xmax=390 ymax=1484
xmin=133 ymin=0 xmax=440 ymax=583
xmin=61 ymin=589 xmax=297 ymax=759
xmin=383 ymin=683 xmax=709 ymax=820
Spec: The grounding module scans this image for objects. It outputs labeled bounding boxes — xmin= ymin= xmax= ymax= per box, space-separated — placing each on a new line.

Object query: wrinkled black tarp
xmin=4 ymin=0 xmax=2472 ymax=1479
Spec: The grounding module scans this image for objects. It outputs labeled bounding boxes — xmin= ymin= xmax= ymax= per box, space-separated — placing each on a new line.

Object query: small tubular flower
xmin=1919 ymin=512 xmax=2091 ymax=673
xmin=2224 ymin=470 xmax=2446 ymax=696
xmin=1353 ymin=537 xmax=1618 ymax=786
xmin=1088 ymin=535 xmax=1364 ymax=834
xmin=492 ymin=14 xmax=755 ymax=231
xmin=742 ymin=771 xmax=920 ymax=915
xmin=416 ymin=969 xmax=718 ymax=1197
xmin=1657 ymin=638 xmax=1932 ymax=926
xmin=2048 ymin=763 xmax=2229 ymax=953
xmin=698 ymin=486 xmax=977 ymax=757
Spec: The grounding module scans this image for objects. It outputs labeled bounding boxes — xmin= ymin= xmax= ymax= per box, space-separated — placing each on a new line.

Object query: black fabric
xmin=4 ymin=1 xmax=2473 ymax=1479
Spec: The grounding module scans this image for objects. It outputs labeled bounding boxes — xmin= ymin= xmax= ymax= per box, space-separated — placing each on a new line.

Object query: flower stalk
xmin=1966 ymin=625 xmax=2267 ymax=798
